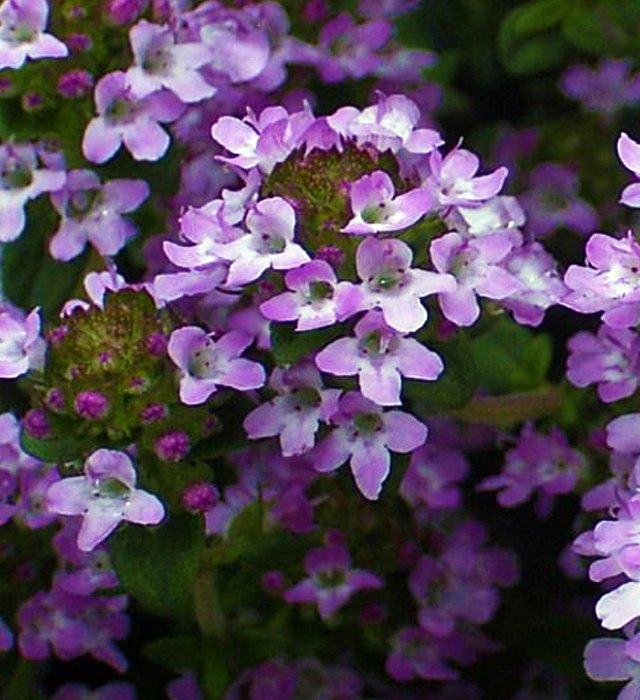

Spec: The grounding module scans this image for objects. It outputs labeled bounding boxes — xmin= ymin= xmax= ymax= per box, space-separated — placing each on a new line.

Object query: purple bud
xmin=47 ymin=326 xmax=68 ymax=346
xmin=45 ymin=388 xmax=65 ymax=413
xmin=64 ymin=5 xmax=87 ymax=19
xmin=74 ymin=391 xmax=110 ymax=419
xmin=146 ymin=332 xmax=167 ymax=356
xmin=303 ymin=0 xmax=328 ymax=22
xmin=182 ymin=482 xmax=219 ymax=512
xmin=154 ymin=431 xmax=190 ymax=462
xmin=141 ymin=403 xmax=168 ymax=423
xmin=262 ymin=571 xmax=286 ymax=594
xmin=359 ymin=602 xmax=386 ymax=624
xmin=21 ymin=93 xmax=43 ymax=112
xmin=0 ymin=77 xmax=13 ymax=96
xmin=324 ymin=529 xmax=344 ymax=547
xmin=105 ymin=0 xmax=148 ymax=25
xmin=23 ymin=410 xmax=51 ymax=439
xmin=65 ymin=33 xmax=92 ymax=53
xmin=316 ymin=245 xmax=345 ymax=268
xmin=57 ymin=70 xmax=93 ymax=99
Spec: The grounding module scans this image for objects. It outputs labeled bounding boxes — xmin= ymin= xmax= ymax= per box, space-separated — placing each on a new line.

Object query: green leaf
xmin=470 ymin=317 xmax=552 ymax=394
xmin=403 ymin=334 xmax=478 ymax=413
xmin=142 ymin=635 xmax=204 ymax=672
xmin=209 ymin=502 xmax=266 ymax=566
xmin=270 ymin=322 xmax=348 ymax=366
xmin=19 ymin=429 xmax=84 ymax=463
xmin=110 ymin=514 xmax=205 ymax=620
xmin=562 ymin=7 xmax=616 ymax=53
xmin=1 ymin=198 xmax=88 ymax=321
xmin=449 ymin=386 xmax=562 ymax=426
xmin=499 ymin=0 xmax=569 ymax=74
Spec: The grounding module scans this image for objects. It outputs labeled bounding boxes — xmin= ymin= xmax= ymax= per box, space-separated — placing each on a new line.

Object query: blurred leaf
xmin=499 ymin=0 xmax=569 ymax=74
xmin=110 ymin=514 xmax=205 ymax=620
xmin=270 ymin=321 xmax=348 ymax=366
xmin=470 ymin=317 xmax=552 ymax=394
xmin=142 ymin=635 xmax=203 ymax=672
xmin=2 ymin=198 xmax=88 ymax=321
xmin=209 ymin=502 xmax=265 ymax=566
xmin=404 ymin=334 xmax=478 ymax=413
xmin=20 ymin=429 xmax=84 ymax=463
xmin=562 ymin=7 xmax=617 ymax=54
xmin=449 ymin=385 xmax=562 ymax=426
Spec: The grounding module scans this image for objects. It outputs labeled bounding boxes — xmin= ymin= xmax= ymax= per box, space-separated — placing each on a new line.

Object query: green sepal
xmin=109 ymin=514 xmax=205 ymax=620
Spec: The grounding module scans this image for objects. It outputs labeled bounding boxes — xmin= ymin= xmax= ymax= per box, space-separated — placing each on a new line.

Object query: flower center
xmin=67 ymin=188 xmax=102 ymax=219
xmin=354 ymin=412 xmax=383 ymax=435
xmin=1 ymin=157 xmax=32 ymax=190
xmin=97 ymin=478 xmax=130 ymax=499
xmin=307 ymin=280 xmax=334 ymax=303
xmin=106 ymin=97 xmax=137 ymax=125
xmin=142 ymin=46 xmax=173 ymax=75
xmin=188 ymin=342 xmax=217 ymax=379
xmin=315 ymin=567 xmax=347 ymax=588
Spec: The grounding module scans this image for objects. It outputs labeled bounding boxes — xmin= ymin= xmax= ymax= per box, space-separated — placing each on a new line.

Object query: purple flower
xmin=426 ymin=145 xmax=508 ymax=209
xmin=520 ymin=163 xmax=597 ymax=238
xmin=0 ymin=143 xmax=66 ymax=242
xmin=46 ymin=449 xmax=165 ymax=552
xmin=217 ymin=197 xmax=310 ymax=288
xmin=310 ymin=391 xmax=427 ymax=499
xmin=354 ymin=236 xmax=455 ymax=333
xmin=0 ymin=306 xmax=45 ymax=378
xmin=49 ymin=170 xmax=149 ymax=260
xmin=0 ymin=0 xmax=68 ymax=70
xmin=327 ymin=93 xmax=443 ymax=155
xmin=430 ymin=232 xmax=521 ymax=327
xmin=563 ymin=232 xmax=640 ymax=328
xmin=126 ymin=20 xmax=215 ymax=103
xmin=82 ymin=71 xmax=185 ymax=163
xmin=313 ymin=14 xmax=391 ymax=83
xmin=52 ymin=681 xmax=136 ymax=700
xmin=284 ymin=544 xmax=382 ymax=619
xmin=567 ymin=325 xmax=640 ymax=402
xmin=386 ymin=626 xmax=459 ymax=681
xmin=560 ymin=59 xmax=640 ymax=116
xmin=243 ymin=362 xmax=341 ymax=456
xmin=477 ymin=424 xmax=582 ymax=515
xmin=584 ymin=634 xmax=640 ymax=700
xmin=315 ymin=310 xmax=443 ymax=406
xmin=167 ymin=326 xmax=265 ymax=405
xmin=617 ymin=132 xmax=640 ymax=208
xmin=341 ymin=171 xmax=434 ymax=235
xmin=259 ymin=259 xmax=361 ymax=331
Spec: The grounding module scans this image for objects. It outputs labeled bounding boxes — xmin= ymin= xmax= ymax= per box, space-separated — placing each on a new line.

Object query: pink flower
xmin=46 ymin=449 xmax=165 ymax=552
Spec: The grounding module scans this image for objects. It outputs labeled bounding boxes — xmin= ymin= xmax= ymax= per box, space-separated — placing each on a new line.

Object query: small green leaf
xmin=470 ymin=317 xmax=551 ymax=394
xmin=449 ymin=386 xmax=562 ymax=426
xmin=270 ymin=322 xmax=347 ymax=366
xmin=142 ymin=635 xmax=204 ymax=672
xmin=209 ymin=502 xmax=266 ymax=566
xmin=110 ymin=514 xmax=205 ymax=619
xmin=19 ymin=429 xmax=84 ymax=463
xmin=499 ymin=0 xmax=569 ymax=74
xmin=562 ymin=7 xmax=617 ymax=54
xmin=403 ymin=335 xmax=478 ymax=413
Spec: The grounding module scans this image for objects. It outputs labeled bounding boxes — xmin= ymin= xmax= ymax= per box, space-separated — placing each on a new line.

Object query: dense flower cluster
xmin=1 ymin=0 xmax=639 ymax=698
